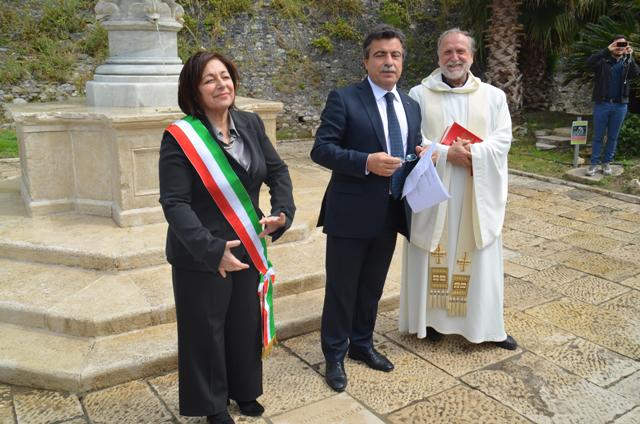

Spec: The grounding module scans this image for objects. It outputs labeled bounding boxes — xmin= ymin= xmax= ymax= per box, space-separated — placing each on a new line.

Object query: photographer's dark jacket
xmin=587 ymin=48 xmax=639 ymax=103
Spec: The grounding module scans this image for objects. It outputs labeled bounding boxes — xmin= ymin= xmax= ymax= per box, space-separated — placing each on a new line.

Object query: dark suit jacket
xmin=310 ymin=79 xmax=422 ymax=239
xmin=159 ymin=110 xmax=295 ymax=273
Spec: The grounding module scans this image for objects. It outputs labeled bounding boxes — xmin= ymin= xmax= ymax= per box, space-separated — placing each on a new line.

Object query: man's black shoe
xmin=348 ymin=347 xmax=394 ymax=372
xmin=236 ymin=400 xmax=264 ymax=417
xmin=207 ymin=410 xmax=235 ymax=424
xmin=493 ymin=335 xmax=518 ymax=350
xmin=426 ymin=326 xmax=444 ymax=342
xmin=325 ymin=361 xmax=347 ymax=392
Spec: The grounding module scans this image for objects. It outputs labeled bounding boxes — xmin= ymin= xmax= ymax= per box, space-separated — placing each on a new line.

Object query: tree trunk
xmin=484 ymin=0 xmax=524 ymax=119
xmin=520 ymin=37 xmax=552 ymax=110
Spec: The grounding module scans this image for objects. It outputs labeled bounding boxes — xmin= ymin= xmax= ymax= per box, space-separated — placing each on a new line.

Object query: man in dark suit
xmin=310 ymin=25 xmax=422 ymax=392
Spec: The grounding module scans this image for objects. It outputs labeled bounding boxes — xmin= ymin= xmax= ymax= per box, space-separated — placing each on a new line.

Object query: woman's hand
xmin=218 ymin=240 xmax=249 ymax=278
xmin=258 ymin=212 xmax=286 ymax=237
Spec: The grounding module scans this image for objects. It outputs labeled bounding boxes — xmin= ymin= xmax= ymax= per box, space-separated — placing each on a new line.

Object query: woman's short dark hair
xmin=362 ymin=24 xmax=407 ymax=59
xmin=177 ymin=51 xmax=239 ymax=116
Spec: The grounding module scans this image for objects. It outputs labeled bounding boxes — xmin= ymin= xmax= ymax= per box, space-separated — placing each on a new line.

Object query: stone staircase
xmin=535 ymin=127 xmax=572 ymax=150
xmin=0 ymin=142 xmax=404 ymax=393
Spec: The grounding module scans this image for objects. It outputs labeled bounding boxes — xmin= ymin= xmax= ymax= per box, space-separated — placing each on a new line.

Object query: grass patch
xmin=276 ymin=127 xmax=313 ymax=140
xmin=0 ymin=130 xmax=18 ymax=158
xmin=509 ymin=142 xmax=575 ymax=178
xmin=510 ymin=110 xmax=585 ymax=178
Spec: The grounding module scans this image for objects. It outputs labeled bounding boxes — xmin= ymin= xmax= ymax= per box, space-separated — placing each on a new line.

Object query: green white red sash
xmin=166 ymin=115 xmax=276 ymax=355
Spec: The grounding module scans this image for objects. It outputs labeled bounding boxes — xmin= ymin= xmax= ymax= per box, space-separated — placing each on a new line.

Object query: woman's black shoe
xmin=237 ymin=400 xmax=265 ymax=417
xmin=207 ymin=410 xmax=235 ymax=424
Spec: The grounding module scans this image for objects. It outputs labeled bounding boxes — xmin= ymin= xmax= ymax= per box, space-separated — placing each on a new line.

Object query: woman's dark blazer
xmin=159 ymin=109 xmax=295 ymax=273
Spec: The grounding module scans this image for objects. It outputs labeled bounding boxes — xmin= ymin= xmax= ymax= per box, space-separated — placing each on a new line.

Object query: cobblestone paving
xmin=1 ymin=167 xmax=639 ymax=423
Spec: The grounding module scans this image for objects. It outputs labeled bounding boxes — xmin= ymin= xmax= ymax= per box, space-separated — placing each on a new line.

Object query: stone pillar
xmin=85 ymin=0 xmax=184 ymax=108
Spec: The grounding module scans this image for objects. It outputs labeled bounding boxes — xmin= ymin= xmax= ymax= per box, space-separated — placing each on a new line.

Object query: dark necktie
xmin=385 ymin=92 xmax=404 ymax=199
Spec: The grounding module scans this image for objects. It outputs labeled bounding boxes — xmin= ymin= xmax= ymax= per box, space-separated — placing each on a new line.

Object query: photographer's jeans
xmin=590 ymin=101 xmax=628 ymax=165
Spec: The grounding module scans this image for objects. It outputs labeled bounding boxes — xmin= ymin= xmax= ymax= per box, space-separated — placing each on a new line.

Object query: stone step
xmin=535 ymin=142 xmax=557 ymax=151
xmin=535 ymin=135 xmax=571 ymax=147
xmin=0 ymin=252 xmax=402 ymax=393
xmin=0 ymin=217 xmax=317 ymax=272
xmin=0 ymin=230 xmax=327 ymax=338
xmin=0 ymin=162 xmax=328 ymax=271
xmin=551 ymin=127 xmax=572 ymax=137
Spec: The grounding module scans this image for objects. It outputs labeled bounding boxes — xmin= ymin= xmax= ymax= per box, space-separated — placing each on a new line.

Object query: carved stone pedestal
xmin=8 ymin=97 xmax=283 ymax=227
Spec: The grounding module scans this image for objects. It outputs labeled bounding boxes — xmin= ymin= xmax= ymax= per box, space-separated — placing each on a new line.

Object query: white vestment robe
xmin=399 ymin=69 xmax=512 ymax=342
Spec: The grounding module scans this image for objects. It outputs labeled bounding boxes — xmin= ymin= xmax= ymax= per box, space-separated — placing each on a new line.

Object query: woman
xmin=159 ymin=51 xmax=295 ymax=424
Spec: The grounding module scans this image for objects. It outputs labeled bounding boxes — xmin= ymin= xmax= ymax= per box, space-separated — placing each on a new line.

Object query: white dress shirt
xmin=368 ymin=76 xmax=409 ymax=157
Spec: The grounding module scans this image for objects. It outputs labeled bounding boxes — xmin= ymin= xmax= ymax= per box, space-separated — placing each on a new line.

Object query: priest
xmin=399 ymin=28 xmax=516 ymax=349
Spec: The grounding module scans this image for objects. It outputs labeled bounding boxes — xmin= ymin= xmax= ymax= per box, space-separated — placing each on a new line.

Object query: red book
xmin=439 ymin=122 xmax=483 ymax=145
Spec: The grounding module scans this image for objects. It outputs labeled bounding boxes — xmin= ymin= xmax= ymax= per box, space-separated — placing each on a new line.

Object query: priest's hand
xmin=218 ymin=240 xmax=249 ymax=278
xmin=367 ymin=152 xmax=402 ymax=176
xmin=259 ymin=212 xmax=286 ymax=237
xmin=447 ymin=138 xmax=472 ymax=171
xmin=416 ymin=145 xmax=439 ymax=164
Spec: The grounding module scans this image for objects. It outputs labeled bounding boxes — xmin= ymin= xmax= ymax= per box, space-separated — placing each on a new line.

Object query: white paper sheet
xmin=402 ymin=142 xmax=450 ymax=212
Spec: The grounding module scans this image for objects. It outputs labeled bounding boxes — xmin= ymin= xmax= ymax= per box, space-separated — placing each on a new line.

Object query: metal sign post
xmin=571 ymin=116 xmax=588 ymax=167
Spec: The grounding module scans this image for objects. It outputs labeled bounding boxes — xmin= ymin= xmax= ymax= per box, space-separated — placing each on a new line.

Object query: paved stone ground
xmin=1 ymin=148 xmax=639 ymax=423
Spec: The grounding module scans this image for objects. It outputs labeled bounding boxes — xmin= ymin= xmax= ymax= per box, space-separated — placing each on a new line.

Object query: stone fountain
xmin=8 ymin=0 xmax=283 ymax=226
xmin=0 ymin=1 xmax=291 ymax=393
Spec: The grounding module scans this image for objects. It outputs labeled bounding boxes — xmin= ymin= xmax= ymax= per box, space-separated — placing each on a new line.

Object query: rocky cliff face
xmin=1 ymin=0 xmax=456 ymax=135
xmin=1 ymin=1 xmax=592 ymax=135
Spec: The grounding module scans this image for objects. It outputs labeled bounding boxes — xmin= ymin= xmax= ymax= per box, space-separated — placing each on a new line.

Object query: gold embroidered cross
xmin=457 ymin=252 xmax=471 ymax=272
xmin=431 ymin=245 xmax=446 ymax=264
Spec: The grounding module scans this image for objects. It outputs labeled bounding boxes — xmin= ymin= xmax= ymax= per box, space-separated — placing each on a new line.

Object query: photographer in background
xmin=585 ymin=35 xmax=639 ymax=176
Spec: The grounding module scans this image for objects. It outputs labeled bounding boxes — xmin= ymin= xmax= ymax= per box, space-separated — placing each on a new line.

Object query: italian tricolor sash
xmin=166 ymin=115 xmax=277 ymax=356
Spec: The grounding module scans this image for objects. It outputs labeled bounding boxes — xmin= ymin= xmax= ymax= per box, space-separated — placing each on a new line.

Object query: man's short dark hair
xmin=177 ymin=51 xmax=239 ymax=116
xmin=362 ymin=24 xmax=407 ymax=59
xmin=611 ymin=34 xmax=626 ymax=43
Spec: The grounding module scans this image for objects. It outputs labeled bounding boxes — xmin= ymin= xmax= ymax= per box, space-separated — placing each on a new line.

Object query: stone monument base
xmin=8 ymin=96 xmax=283 ymax=227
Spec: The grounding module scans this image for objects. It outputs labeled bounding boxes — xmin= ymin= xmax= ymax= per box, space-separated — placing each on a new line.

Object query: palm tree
xmin=519 ymin=0 xmax=607 ymax=109
xmin=483 ymin=0 xmax=524 ymax=118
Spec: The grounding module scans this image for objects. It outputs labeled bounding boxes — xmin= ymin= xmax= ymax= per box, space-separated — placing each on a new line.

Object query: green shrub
xmin=311 ymin=36 xmax=334 ymax=54
xmin=0 ymin=57 xmax=25 ymax=84
xmin=39 ymin=0 xmax=91 ymax=39
xmin=313 ymin=0 xmax=362 ymax=17
xmin=29 ymin=36 xmax=75 ymax=82
xmin=379 ymin=0 xmax=409 ymax=29
xmin=271 ymin=0 xmax=306 ymax=20
xmin=617 ymin=113 xmax=640 ymax=158
xmin=81 ymin=23 xmax=108 ymax=61
xmin=324 ymin=18 xmax=359 ymax=41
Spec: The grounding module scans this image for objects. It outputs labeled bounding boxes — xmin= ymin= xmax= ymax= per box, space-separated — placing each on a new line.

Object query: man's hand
xmin=367 ymin=152 xmax=402 ymax=176
xmin=625 ymin=45 xmax=634 ymax=56
xmin=218 ymin=240 xmax=249 ymax=278
xmin=416 ymin=145 xmax=439 ymax=164
xmin=258 ymin=212 xmax=286 ymax=237
xmin=447 ymin=137 xmax=472 ymax=170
